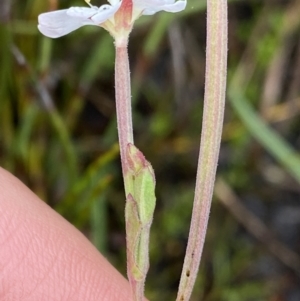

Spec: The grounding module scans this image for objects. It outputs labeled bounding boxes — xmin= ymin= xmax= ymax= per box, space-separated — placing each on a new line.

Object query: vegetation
xmin=1 ymin=0 xmax=300 ymax=300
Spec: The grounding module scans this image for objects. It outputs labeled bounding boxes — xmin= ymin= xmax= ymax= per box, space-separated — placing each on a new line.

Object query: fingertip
xmin=0 ymin=167 xmax=132 ymax=301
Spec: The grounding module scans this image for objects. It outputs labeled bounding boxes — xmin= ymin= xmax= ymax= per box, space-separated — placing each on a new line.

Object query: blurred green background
xmin=1 ymin=0 xmax=300 ymax=300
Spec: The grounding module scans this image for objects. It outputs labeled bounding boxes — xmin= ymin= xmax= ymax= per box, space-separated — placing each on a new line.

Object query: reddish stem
xmin=176 ymin=1 xmax=228 ymax=300
xmin=114 ymin=38 xmax=134 ymax=180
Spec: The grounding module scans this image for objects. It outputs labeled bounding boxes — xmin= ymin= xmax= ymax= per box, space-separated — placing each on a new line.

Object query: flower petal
xmin=90 ymin=3 xmax=122 ymax=24
xmin=38 ymin=9 xmax=93 ymax=38
xmin=135 ymin=0 xmax=186 ymax=15
xmin=66 ymin=7 xmax=98 ymax=21
xmin=107 ymin=0 xmax=121 ymax=7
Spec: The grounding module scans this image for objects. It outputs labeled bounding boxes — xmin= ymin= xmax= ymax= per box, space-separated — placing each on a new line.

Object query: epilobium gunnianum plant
xmin=38 ymin=0 xmax=228 ymax=300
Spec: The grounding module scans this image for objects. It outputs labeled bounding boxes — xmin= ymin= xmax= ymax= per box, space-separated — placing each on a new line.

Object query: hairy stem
xmin=114 ymin=38 xmax=134 ymax=184
xmin=176 ymin=1 xmax=228 ymax=300
xmin=115 ymin=38 xmax=153 ymax=301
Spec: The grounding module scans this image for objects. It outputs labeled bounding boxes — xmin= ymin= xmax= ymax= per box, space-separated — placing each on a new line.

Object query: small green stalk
xmin=125 ymin=144 xmax=156 ymax=301
xmin=115 ymin=37 xmax=156 ymax=301
xmin=176 ymin=1 xmax=228 ymax=300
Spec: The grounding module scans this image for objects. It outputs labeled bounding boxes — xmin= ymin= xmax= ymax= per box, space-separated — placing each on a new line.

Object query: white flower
xmin=38 ymin=1 xmax=121 ymax=38
xmin=134 ymin=0 xmax=186 ymax=16
xmin=38 ymin=0 xmax=186 ymax=39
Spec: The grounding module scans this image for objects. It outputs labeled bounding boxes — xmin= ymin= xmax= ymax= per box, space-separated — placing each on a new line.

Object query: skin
xmin=0 ymin=167 xmax=133 ymax=301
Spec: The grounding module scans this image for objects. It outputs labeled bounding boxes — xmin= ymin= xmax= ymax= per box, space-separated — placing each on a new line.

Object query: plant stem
xmin=176 ymin=1 xmax=228 ymax=300
xmin=114 ymin=37 xmax=134 ymax=184
xmin=115 ymin=40 xmax=156 ymax=301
